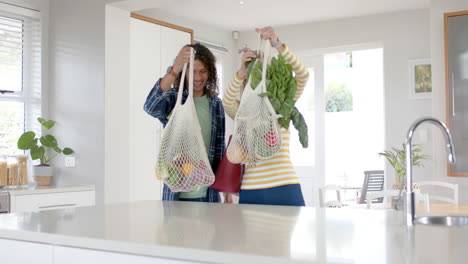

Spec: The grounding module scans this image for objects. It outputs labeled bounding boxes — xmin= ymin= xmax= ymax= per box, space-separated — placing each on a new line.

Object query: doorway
xmin=292 ymin=47 xmax=384 ymax=206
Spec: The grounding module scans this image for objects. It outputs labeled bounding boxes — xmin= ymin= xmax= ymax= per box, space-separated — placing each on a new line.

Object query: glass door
xmin=291 ymin=55 xmax=325 ymax=206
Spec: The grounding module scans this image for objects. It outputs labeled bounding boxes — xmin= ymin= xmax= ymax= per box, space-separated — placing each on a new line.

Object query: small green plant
xmin=379 ymin=143 xmax=429 ymax=185
xmin=17 ymin=117 xmax=74 ymax=166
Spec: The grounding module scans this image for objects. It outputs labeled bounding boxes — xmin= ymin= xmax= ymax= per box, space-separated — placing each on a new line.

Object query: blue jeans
xmin=239 ymin=184 xmax=305 ymax=206
xmin=178 ymin=196 xmax=208 ymax=202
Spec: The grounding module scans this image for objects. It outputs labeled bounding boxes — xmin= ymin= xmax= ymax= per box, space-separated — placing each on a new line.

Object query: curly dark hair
xmin=173 ymin=43 xmax=219 ymax=98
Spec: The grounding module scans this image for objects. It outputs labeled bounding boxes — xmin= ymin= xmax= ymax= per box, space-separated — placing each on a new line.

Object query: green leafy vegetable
xmin=248 ymin=54 xmax=309 ymax=148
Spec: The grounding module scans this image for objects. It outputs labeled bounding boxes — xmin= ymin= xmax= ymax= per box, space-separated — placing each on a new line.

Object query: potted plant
xmin=379 ymin=143 xmax=429 ymax=189
xmin=17 ymin=117 xmax=74 ymax=186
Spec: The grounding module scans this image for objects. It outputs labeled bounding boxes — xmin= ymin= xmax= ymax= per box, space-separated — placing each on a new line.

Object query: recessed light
xmin=239 ymin=1 xmax=245 ymax=5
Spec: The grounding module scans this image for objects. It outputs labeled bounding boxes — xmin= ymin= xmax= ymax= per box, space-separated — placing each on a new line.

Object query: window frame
xmin=0 ymin=4 xmax=41 ymax=155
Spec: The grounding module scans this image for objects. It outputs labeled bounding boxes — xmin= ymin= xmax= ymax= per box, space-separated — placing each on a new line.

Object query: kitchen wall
xmin=237 ymin=9 xmax=433 ymax=191
xmin=104 ymin=5 xmax=131 ymax=204
xmin=431 ymin=0 xmax=468 ymax=204
xmin=7 ymin=0 xmax=467 ymax=204
xmin=46 ymin=0 xmax=122 ymax=205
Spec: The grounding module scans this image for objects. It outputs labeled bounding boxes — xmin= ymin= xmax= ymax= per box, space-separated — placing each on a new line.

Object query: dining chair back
xmin=366 ymin=190 xmax=430 ymax=212
xmin=357 ymin=170 xmax=385 ymax=204
xmin=415 ymin=181 xmax=458 ymax=205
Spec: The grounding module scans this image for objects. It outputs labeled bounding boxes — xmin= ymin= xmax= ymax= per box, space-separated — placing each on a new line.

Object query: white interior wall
xmin=47 ymin=0 xmax=122 ymax=205
xmin=105 ymin=5 xmax=131 ymax=204
xmin=237 ymin=9 xmax=432 ymax=190
xmin=430 ymin=0 xmax=468 ymax=204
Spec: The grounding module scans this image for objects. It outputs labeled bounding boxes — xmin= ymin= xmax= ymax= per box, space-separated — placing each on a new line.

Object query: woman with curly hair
xmin=144 ymin=43 xmax=230 ymax=203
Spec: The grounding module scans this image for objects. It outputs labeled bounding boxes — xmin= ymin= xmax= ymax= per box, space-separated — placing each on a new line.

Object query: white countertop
xmin=0 ymin=201 xmax=467 ymax=263
xmin=0 ymin=184 xmax=94 ymax=195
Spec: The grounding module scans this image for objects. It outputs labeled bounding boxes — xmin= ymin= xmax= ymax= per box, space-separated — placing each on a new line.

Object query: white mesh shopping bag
xmin=156 ymin=49 xmax=215 ymax=192
xmin=227 ymin=38 xmax=282 ymax=165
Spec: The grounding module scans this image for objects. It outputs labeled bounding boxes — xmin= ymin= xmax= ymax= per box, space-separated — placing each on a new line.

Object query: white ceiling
xmin=142 ymin=0 xmax=430 ymax=31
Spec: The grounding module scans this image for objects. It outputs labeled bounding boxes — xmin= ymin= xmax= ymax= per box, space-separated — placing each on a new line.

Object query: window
xmin=0 ymin=5 xmax=41 ymax=156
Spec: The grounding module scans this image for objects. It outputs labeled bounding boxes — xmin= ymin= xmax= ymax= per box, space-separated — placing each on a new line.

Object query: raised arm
xmin=223 ymin=48 xmax=256 ymax=119
xmin=279 ymin=45 xmax=309 ymax=100
xmin=256 ymin=26 xmax=309 ymax=100
xmin=223 ymin=26 xmax=309 ymax=120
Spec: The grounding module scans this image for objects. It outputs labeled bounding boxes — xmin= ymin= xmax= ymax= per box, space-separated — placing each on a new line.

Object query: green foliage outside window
xmin=325 ymin=81 xmax=353 ymax=112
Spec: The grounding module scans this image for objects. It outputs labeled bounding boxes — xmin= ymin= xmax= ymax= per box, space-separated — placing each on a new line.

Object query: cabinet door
xmin=129 ymin=17 xmax=163 ymax=201
xmin=129 ymin=17 xmax=191 ymax=201
xmin=0 ymin=238 xmax=53 ymax=263
xmin=445 ymin=11 xmax=468 ymax=176
xmin=54 ymin=246 xmax=202 ymax=264
xmin=160 ymin=26 xmax=192 ymax=76
xmin=11 ymin=191 xmax=95 ymax=212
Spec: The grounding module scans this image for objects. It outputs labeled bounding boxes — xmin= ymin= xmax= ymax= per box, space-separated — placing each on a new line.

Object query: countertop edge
xmin=0 ymin=229 xmax=312 ymax=264
xmin=5 ymin=185 xmax=95 ymax=195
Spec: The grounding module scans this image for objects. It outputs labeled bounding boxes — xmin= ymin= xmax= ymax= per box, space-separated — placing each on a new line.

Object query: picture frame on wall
xmin=408 ymin=59 xmax=432 ymax=99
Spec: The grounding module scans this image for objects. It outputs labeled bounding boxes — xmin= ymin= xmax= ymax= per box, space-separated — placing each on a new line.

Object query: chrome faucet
xmin=404 ymin=117 xmax=456 ymax=226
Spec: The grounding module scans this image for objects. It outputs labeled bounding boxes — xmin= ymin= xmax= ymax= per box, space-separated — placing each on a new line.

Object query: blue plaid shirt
xmin=144 ymin=79 xmax=225 ymax=202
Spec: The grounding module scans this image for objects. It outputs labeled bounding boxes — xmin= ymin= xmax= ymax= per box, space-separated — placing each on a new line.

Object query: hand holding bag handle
xmin=226 ymin=35 xmax=282 ymax=165
xmin=156 ymin=48 xmax=215 ymax=192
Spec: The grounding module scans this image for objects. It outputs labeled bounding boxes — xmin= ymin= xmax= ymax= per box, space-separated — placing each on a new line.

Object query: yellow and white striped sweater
xmin=223 ymin=45 xmax=309 ymax=190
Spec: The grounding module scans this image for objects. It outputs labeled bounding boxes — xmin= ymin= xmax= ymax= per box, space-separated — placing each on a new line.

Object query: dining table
xmin=418 ymin=203 xmax=468 ymax=214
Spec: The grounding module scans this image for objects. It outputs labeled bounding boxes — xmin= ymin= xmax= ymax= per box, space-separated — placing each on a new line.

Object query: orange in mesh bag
xmin=227 ymin=38 xmax=282 ymax=165
xmin=156 ymin=49 xmax=215 ymax=192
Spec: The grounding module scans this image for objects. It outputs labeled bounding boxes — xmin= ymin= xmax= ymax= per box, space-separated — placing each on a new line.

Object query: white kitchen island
xmin=0 ymin=200 xmax=466 ymax=264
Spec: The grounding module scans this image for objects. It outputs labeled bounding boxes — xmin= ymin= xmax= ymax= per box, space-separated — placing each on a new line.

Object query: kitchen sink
xmin=416 ymin=216 xmax=468 ymax=227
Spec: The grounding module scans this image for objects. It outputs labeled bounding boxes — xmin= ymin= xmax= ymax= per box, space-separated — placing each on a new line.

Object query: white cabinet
xmin=445 ymin=11 xmax=468 ymax=176
xmin=128 ymin=17 xmax=163 ymax=202
xmin=0 ymin=239 xmax=201 ymax=264
xmin=9 ymin=189 xmax=95 ymax=212
xmin=54 ymin=246 xmax=201 ymax=264
xmin=105 ymin=10 xmax=192 ymax=204
xmin=128 ymin=16 xmax=192 ymax=202
xmin=160 ymin=24 xmax=193 ymax=73
xmin=0 ymin=238 xmax=53 ymax=263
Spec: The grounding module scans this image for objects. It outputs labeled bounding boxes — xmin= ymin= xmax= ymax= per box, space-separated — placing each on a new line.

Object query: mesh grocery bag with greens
xmin=156 ymin=50 xmax=214 ymax=192
xmin=227 ymin=38 xmax=282 ymax=165
xmin=246 ymin=43 xmax=309 ymax=149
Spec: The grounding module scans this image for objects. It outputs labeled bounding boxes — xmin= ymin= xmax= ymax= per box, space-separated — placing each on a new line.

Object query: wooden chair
xmin=414 ymin=181 xmax=459 ymax=205
xmin=319 ymin=185 xmax=343 ymax=208
xmin=357 ymin=170 xmax=384 ymax=204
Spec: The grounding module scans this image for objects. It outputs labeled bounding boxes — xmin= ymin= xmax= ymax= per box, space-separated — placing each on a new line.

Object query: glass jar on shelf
xmin=7 ymin=156 xmax=19 ymax=187
xmin=0 ymin=155 xmax=7 ymax=187
xmin=18 ymin=155 xmax=29 ymax=186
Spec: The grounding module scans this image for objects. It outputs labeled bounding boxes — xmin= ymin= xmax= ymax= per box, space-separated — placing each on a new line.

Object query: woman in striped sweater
xmin=223 ymin=26 xmax=309 ymax=206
